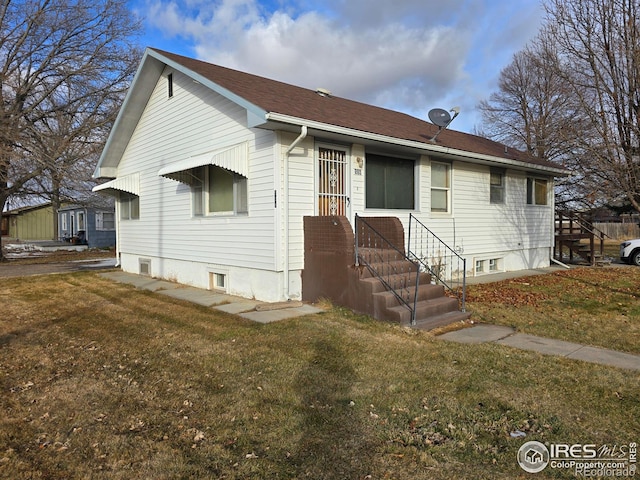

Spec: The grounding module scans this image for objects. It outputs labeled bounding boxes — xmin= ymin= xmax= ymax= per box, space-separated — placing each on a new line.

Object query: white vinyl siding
xmin=113 ymin=67 xmax=277 ymax=271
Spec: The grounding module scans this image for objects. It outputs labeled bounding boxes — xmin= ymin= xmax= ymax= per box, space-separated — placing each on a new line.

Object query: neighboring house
xmin=58 ymin=205 xmax=116 ymax=248
xmin=93 ymin=48 xmax=567 ymax=311
xmin=3 ymin=203 xmax=55 ymax=241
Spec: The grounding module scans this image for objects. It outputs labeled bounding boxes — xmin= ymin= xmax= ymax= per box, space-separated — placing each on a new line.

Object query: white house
xmin=93 ymin=48 xmax=567 ymax=307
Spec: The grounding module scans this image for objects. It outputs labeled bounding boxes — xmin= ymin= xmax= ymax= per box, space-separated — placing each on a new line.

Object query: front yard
xmin=0 ymin=267 xmax=638 ymax=479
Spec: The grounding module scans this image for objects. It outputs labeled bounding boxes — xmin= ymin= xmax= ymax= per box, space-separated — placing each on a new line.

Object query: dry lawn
xmin=467 ymin=266 xmax=640 ymax=354
xmin=0 ymin=269 xmax=638 ymax=479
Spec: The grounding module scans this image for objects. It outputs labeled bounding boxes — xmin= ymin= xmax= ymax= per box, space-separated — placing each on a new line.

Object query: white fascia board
xmin=93 ymin=50 xmax=166 ymax=178
xmin=93 ymin=48 xmax=269 ymax=179
xmin=94 ymin=166 xmax=118 ymax=179
xmin=265 ymin=112 xmax=569 ymax=176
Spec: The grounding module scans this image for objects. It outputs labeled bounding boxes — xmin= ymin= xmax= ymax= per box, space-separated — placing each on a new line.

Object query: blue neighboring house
xmin=58 ymin=204 xmax=116 ymax=248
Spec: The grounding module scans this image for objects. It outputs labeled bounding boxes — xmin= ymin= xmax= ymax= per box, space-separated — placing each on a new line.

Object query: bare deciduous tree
xmin=476 ymin=35 xmax=594 ymax=207
xmin=0 ymin=0 xmax=141 ymax=258
xmin=545 ymin=0 xmax=640 ymax=213
xmin=479 ymin=0 xmax=640 ymax=213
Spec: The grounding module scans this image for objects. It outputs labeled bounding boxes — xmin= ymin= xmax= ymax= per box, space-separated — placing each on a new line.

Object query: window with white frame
xmin=96 ymin=212 xmax=115 ymax=231
xmin=61 ymin=213 xmax=67 ymax=231
xmin=475 ymin=259 xmax=485 ymax=273
xmin=192 ymin=165 xmax=248 ymax=216
xmin=119 ymin=192 xmax=140 ymax=220
xmin=527 ymin=177 xmax=548 ymax=205
xmin=490 ymin=170 xmax=505 ymax=204
xmin=431 ymin=161 xmax=451 ymax=213
xmin=77 ymin=211 xmax=85 ymax=231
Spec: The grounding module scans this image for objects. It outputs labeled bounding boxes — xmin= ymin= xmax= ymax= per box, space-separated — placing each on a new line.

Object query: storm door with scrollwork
xmin=317 ymin=146 xmax=349 ymax=216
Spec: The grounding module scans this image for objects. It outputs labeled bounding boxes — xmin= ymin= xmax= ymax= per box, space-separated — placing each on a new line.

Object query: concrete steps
xmin=359 ymin=257 xmax=469 ymax=330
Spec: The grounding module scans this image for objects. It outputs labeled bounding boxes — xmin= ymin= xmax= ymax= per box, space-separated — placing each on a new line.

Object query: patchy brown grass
xmin=466 ymin=266 xmax=640 ymax=354
xmin=0 ymin=271 xmax=638 ymax=479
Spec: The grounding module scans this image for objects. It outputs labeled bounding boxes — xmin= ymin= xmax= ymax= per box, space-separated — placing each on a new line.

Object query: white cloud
xmin=138 ymin=0 xmax=543 ymax=132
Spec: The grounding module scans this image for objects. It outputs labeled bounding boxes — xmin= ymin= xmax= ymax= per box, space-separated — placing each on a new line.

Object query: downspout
xmin=114 ymin=198 xmax=121 ymax=267
xmin=283 ymin=125 xmax=308 ymax=300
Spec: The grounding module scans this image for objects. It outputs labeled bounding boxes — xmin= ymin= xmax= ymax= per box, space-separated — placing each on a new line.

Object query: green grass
xmin=0 ymin=270 xmax=638 ymax=479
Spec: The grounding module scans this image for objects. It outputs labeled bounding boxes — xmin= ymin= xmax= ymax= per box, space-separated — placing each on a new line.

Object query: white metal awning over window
xmin=158 ymin=142 xmax=249 ymax=184
xmin=92 ymin=172 xmax=140 ymax=196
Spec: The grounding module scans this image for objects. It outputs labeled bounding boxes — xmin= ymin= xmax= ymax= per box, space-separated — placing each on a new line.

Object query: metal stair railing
xmin=407 ymin=213 xmax=466 ymax=312
xmin=354 ymin=214 xmax=420 ymax=325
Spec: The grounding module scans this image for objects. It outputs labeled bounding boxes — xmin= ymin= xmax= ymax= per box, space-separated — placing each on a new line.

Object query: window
xmin=77 ymin=212 xmax=85 ymax=231
xmin=192 ymin=165 xmax=248 ymax=216
xmin=61 ymin=213 xmax=67 ymax=231
xmin=211 ymin=272 xmax=226 ymax=290
xmin=490 ymin=170 xmax=505 ymax=204
xmin=475 ymin=259 xmax=485 ymax=273
xmin=527 ymin=177 xmax=548 ymax=205
xmin=365 ymin=154 xmax=414 ymax=209
xmin=120 ymin=192 xmax=140 ymax=220
xmin=96 ymin=212 xmax=115 ymax=231
xmin=489 ymin=258 xmax=498 ymax=271
xmin=168 ymin=73 xmax=173 ymax=98
xmin=431 ymin=162 xmax=450 ymax=213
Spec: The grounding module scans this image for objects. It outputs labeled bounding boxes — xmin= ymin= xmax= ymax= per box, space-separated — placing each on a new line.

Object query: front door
xmin=317 ymin=145 xmax=349 ymax=216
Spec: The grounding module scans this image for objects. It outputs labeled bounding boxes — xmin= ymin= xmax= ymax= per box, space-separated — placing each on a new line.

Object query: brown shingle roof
xmin=152 ymin=48 xmax=560 ymax=171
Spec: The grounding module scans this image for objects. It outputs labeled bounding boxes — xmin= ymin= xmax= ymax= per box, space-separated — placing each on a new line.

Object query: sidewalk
xmin=99 ymin=271 xmax=323 ymax=324
xmin=438 ymin=324 xmax=640 ymax=371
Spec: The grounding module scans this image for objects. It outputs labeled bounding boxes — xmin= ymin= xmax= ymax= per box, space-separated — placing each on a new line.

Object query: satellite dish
xmin=428 ymin=106 xmax=461 ymax=142
xmin=428 ymin=108 xmax=452 ymax=127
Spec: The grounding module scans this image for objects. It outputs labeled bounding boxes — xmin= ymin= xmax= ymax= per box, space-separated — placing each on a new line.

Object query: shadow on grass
xmin=292 ymin=338 xmax=374 ymax=479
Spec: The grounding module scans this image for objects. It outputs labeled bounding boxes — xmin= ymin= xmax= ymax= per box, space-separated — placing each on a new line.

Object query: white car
xmin=620 ymin=239 xmax=640 ymax=265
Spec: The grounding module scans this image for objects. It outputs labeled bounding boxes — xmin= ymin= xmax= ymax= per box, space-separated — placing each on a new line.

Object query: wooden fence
xmin=593 ymin=222 xmax=640 ymax=240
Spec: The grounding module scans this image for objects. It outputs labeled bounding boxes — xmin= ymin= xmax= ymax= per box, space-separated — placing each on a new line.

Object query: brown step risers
xmin=373 ymin=284 xmax=445 ymax=310
xmin=385 ymin=296 xmax=461 ymax=325
xmin=411 ymin=310 xmax=471 ymax=331
xmin=358 ymin=271 xmax=431 ymax=294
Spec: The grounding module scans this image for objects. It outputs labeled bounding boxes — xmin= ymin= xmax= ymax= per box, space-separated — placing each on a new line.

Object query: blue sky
xmin=128 ymin=0 xmax=545 ymax=134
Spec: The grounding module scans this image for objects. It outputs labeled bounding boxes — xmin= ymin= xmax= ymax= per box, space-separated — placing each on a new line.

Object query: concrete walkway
xmin=439 ymin=324 xmax=640 ymax=371
xmin=99 ymin=271 xmax=323 ymax=323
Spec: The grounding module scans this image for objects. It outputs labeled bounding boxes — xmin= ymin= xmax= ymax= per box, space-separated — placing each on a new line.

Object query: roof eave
xmin=265 ymin=112 xmax=569 ymax=176
xmin=93 ymin=48 xmax=268 ymax=179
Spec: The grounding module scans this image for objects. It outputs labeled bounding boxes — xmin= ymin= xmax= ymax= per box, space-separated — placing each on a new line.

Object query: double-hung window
xmin=490 ymin=170 xmax=505 ymax=204
xmin=192 ymin=165 xmax=248 ymax=216
xmin=431 ymin=161 xmax=451 ymax=213
xmin=527 ymin=177 xmax=548 ymax=205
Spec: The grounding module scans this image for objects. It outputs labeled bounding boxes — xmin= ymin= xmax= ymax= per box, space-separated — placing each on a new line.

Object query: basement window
xmin=139 ymin=259 xmax=151 ymax=276
xmin=210 ymin=272 xmax=227 ymax=291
